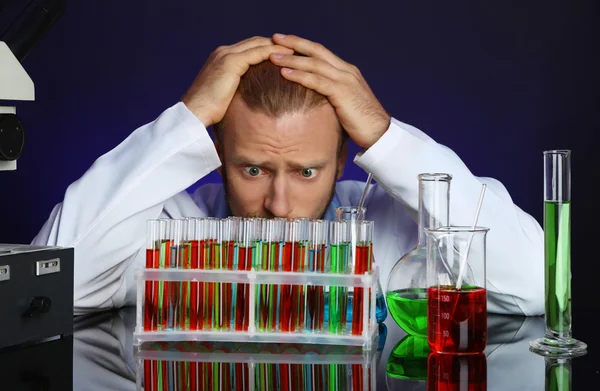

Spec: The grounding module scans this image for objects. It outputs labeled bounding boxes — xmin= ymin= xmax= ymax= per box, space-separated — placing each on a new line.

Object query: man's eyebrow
xmin=231 ymin=156 xmax=329 ymax=169
xmin=287 ymin=160 xmax=329 ymax=169
xmin=231 ymin=155 xmax=265 ymax=166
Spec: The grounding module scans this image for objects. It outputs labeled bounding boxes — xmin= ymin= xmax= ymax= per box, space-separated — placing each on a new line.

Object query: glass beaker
xmin=529 ymin=150 xmax=587 ymax=357
xmin=386 ymin=173 xmax=452 ymax=337
xmin=335 ymin=206 xmax=388 ymax=323
xmin=425 ymin=226 xmax=489 ymax=354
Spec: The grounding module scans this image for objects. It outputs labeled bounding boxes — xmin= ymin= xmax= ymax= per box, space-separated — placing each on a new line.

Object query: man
xmin=32 ymin=34 xmax=544 ymax=316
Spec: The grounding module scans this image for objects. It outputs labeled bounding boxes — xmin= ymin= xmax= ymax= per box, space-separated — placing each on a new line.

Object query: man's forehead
xmin=224 ymin=97 xmax=341 ymax=137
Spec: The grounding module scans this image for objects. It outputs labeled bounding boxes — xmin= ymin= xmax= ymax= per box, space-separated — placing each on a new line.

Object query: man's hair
xmin=213 ymin=61 xmax=348 ymax=152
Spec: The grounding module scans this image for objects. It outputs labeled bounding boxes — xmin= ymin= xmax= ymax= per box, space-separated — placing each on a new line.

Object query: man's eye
xmin=300 ymin=168 xmax=318 ymax=178
xmin=244 ymin=166 xmax=262 ymax=177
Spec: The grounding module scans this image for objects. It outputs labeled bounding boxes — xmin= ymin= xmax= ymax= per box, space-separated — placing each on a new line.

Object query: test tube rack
xmin=134 ymin=266 xmax=379 ymax=349
xmin=134 ymin=217 xmax=379 ymax=350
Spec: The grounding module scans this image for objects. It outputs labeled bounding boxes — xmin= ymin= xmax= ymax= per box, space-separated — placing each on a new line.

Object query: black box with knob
xmin=0 ymin=244 xmax=74 ymax=349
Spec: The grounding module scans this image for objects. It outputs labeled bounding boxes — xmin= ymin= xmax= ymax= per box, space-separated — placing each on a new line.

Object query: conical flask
xmin=335 ymin=206 xmax=388 ymax=323
xmin=385 ymin=173 xmax=451 ymax=337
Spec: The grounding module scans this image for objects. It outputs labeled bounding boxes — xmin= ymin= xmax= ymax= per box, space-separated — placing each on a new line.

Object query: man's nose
xmin=264 ymin=175 xmax=293 ymax=218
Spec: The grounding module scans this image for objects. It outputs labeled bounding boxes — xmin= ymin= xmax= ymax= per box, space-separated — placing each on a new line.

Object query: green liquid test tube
xmin=207 ymin=218 xmax=220 ymax=331
xmin=329 ymin=220 xmax=349 ymax=334
xmin=258 ymin=218 xmax=285 ymax=331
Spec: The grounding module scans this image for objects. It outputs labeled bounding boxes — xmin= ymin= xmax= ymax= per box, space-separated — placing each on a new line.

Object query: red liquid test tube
xmin=352 ymin=220 xmax=373 ymax=336
xmin=144 ymin=220 xmax=160 ymax=331
xmin=169 ymin=219 xmax=184 ymax=331
xmin=158 ymin=219 xmax=171 ymax=331
xmin=180 ymin=218 xmax=195 ymax=331
xmin=282 ymin=218 xmax=306 ymax=332
xmin=196 ymin=218 xmax=209 ymax=331
xmin=189 ymin=218 xmax=203 ymax=331
xmin=235 ymin=218 xmax=259 ymax=331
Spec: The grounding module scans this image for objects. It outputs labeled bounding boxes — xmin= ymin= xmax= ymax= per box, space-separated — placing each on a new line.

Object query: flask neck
xmin=417 ymin=175 xmax=451 ymax=247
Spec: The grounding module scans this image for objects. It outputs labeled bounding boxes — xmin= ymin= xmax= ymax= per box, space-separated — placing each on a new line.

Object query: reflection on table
xmin=72 ymin=307 xmax=581 ymax=390
xmin=382 ymin=314 xmax=575 ymax=391
xmin=136 ymin=339 xmax=379 ymax=391
xmin=73 ymin=307 xmax=386 ymax=391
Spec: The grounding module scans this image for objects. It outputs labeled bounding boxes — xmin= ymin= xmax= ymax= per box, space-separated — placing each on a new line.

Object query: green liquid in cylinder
xmin=386 ymin=288 xmax=428 ymax=337
xmin=544 ymin=201 xmax=571 ymax=338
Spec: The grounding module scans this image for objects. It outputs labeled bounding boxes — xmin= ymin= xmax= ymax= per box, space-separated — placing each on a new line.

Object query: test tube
xmin=178 ymin=218 xmax=194 ymax=330
xmin=352 ymin=220 xmax=373 ymax=336
xmin=144 ymin=219 xmax=161 ymax=332
xmin=207 ymin=218 xmax=220 ymax=330
xmin=306 ymin=219 xmax=328 ymax=332
xmin=220 ymin=217 xmax=238 ymax=331
xmin=227 ymin=217 xmax=242 ymax=331
xmin=158 ymin=218 xmax=170 ymax=331
xmin=281 ymin=218 xmax=308 ymax=332
xmin=296 ymin=218 xmax=309 ymax=329
xmin=194 ymin=218 xmax=209 ymax=331
xmin=168 ymin=219 xmax=183 ymax=330
xmin=236 ymin=218 xmax=260 ymax=331
xmin=259 ymin=218 xmax=285 ymax=331
xmin=188 ymin=218 xmax=200 ymax=331
xmin=329 ymin=220 xmax=350 ymax=334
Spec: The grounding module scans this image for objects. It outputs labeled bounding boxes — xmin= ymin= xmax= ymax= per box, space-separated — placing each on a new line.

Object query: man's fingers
xmin=227 ymin=45 xmax=295 ymax=75
xmin=278 ymin=68 xmax=335 ymax=97
xmin=269 ymin=53 xmax=350 ymax=81
xmin=272 ymin=34 xmax=351 ymax=71
xmin=217 ymin=36 xmax=273 ymax=55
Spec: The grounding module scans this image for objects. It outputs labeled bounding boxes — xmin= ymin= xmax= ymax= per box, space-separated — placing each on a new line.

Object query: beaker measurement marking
xmin=441 ymin=312 xmax=450 ymax=320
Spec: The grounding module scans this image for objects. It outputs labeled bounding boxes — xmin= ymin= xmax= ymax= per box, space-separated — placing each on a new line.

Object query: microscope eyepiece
xmin=0 ymin=114 xmax=25 ymax=161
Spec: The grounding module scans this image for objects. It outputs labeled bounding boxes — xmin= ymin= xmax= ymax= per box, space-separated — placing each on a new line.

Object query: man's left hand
xmin=270 ymin=33 xmax=391 ymax=150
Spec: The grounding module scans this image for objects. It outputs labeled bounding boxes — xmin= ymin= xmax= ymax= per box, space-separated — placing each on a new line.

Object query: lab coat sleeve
xmin=31 ymin=102 xmax=221 ymax=315
xmin=354 ymin=118 xmax=544 ymax=316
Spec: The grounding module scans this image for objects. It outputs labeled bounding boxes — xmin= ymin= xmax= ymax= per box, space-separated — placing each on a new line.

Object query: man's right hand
xmin=181 ymin=36 xmax=294 ymax=127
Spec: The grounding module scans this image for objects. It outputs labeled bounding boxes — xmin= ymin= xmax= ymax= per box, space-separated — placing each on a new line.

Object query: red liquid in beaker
xmin=427 ymin=352 xmax=486 ymax=391
xmin=427 ymin=286 xmax=487 ymax=353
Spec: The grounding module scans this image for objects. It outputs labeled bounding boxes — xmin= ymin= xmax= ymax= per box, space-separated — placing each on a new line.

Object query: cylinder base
xmin=529 ymin=336 xmax=587 ymax=358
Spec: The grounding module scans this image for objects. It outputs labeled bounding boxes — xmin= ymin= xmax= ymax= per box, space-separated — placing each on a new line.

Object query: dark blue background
xmin=1 ymin=1 xmax=598 ymax=309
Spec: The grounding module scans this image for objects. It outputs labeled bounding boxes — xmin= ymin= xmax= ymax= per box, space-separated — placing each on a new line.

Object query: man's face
xmin=216 ymin=96 xmax=346 ymax=219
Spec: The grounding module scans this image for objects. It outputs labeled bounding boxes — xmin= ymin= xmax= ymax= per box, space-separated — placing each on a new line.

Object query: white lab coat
xmin=32 ymin=102 xmax=544 ymax=316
